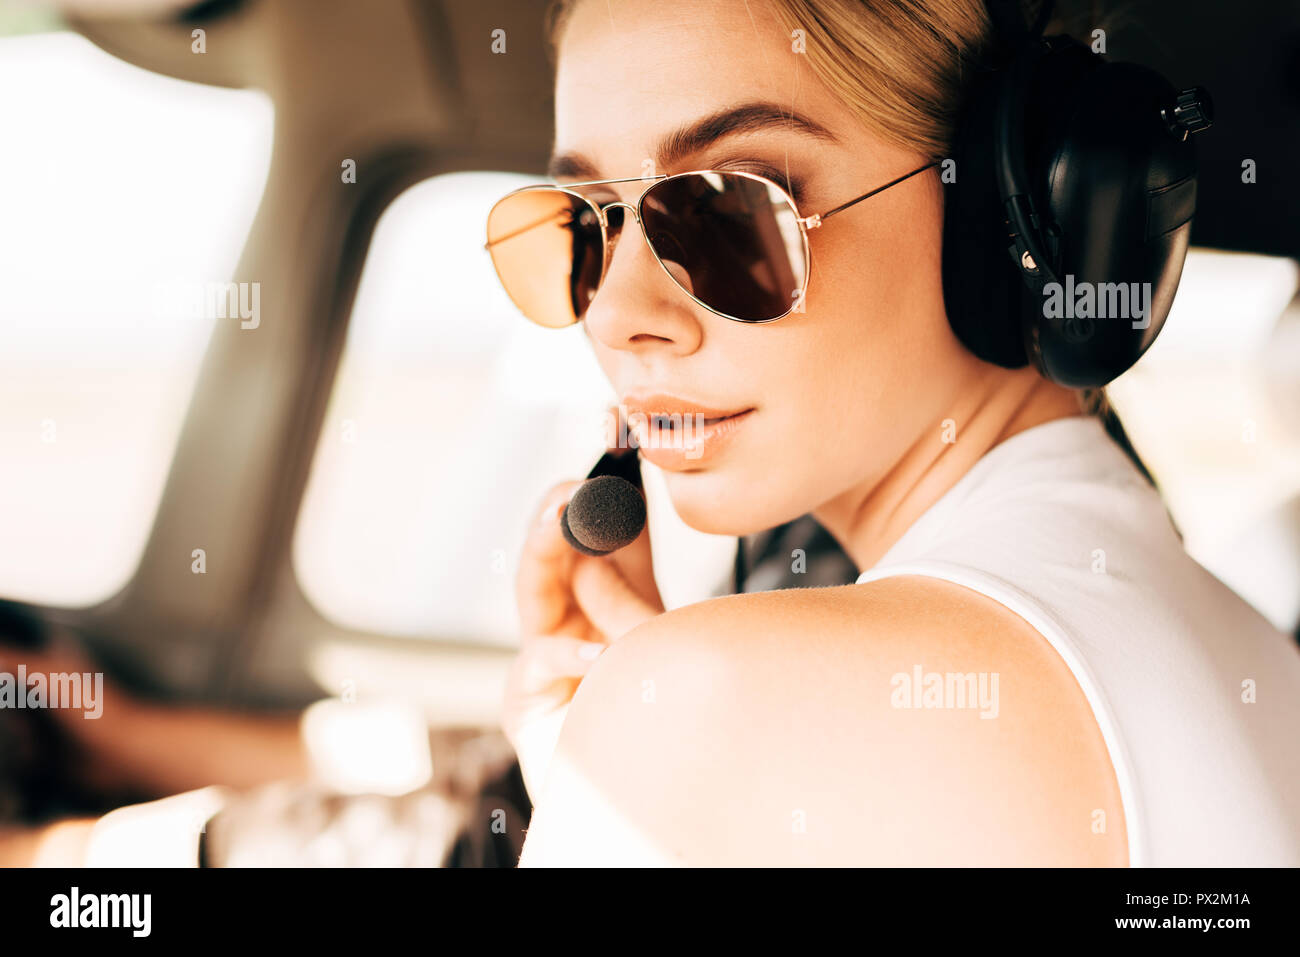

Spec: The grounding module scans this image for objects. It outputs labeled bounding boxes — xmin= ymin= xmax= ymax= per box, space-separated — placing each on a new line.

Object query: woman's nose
xmin=582 ymin=203 xmax=703 ymax=356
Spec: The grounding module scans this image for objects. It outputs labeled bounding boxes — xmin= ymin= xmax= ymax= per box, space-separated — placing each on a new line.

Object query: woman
xmin=494 ymin=0 xmax=1300 ymax=865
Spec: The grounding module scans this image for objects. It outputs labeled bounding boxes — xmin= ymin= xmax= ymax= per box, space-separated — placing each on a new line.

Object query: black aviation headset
xmin=941 ymin=0 xmax=1213 ymax=388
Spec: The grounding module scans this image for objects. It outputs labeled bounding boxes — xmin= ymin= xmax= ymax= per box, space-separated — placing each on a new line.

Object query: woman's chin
xmin=660 ymin=469 xmax=795 ymax=538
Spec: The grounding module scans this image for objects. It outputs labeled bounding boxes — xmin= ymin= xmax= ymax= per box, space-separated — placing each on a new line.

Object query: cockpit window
xmin=0 ymin=31 xmax=272 ymax=606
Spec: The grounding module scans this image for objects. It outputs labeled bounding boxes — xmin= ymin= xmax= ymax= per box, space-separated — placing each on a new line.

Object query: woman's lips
xmin=621 ymin=398 xmax=756 ymax=470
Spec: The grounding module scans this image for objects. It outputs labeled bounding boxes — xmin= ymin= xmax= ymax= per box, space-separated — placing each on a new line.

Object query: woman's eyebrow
xmin=547 ymin=100 xmax=838 ymax=180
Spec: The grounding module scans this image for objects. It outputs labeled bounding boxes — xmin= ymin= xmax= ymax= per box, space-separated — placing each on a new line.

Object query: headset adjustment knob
xmin=1163 ymin=86 xmax=1214 ymax=141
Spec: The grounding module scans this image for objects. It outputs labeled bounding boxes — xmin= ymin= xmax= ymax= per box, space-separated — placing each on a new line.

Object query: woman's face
xmin=554 ymin=0 xmax=984 ymax=536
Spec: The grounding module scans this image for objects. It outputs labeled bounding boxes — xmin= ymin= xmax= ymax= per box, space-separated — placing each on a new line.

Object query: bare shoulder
xmin=520 ymin=577 xmax=1128 ymax=866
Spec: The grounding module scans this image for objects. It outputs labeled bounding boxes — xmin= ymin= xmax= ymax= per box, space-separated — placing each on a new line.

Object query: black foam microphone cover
xmin=560 ymin=445 xmax=646 ymax=556
xmin=561 ymin=475 xmax=647 ymax=556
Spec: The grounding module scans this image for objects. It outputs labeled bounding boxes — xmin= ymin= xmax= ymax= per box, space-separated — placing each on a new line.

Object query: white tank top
xmin=855 ymin=415 xmax=1300 ymax=866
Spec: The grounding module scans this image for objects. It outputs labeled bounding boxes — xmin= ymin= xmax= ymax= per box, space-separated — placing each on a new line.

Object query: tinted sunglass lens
xmin=640 ymin=172 xmax=806 ymax=321
xmin=486 ymin=189 xmax=604 ymax=328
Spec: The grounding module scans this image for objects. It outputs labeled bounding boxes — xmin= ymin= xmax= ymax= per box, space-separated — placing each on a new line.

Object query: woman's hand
xmin=504 ymin=476 xmax=664 ymax=803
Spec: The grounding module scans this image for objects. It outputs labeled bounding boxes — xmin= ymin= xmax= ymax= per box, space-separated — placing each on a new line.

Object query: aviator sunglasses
xmin=483 ymin=161 xmax=937 ymax=326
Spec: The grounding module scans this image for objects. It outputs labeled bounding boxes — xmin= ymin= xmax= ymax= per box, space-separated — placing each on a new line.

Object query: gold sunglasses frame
xmin=483 ymin=161 xmax=937 ymax=325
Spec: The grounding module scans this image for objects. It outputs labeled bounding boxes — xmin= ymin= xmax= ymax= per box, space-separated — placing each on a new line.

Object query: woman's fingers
xmin=570 ymin=553 xmax=663 ymax=641
xmin=606 ymin=516 xmax=661 ymax=610
xmin=515 ymin=481 xmax=584 ymax=635
xmin=513 ymin=633 xmax=606 ymax=692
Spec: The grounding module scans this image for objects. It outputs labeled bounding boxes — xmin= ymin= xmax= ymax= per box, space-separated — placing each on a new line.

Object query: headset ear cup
xmin=943 ymin=34 xmax=1204 ymax=389
xmin=941 ymin=65 xmax=1030 ymax=369
xmin=1030 ymin=58 xmax=1199 ymax=386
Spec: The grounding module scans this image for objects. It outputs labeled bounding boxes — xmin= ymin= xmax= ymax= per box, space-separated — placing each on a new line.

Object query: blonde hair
xmin=546 ymin=0 xmax=995 ymax=159
xmin=762 ymin=0 xmax=993 ymax=158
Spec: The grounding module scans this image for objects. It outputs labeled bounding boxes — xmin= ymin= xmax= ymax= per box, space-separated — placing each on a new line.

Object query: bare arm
xmin=77 ymin=702 xmax=310 ymax=796
xmin=1 ymin=643 xmax=310 ymax=798
xmin=522 ymin=576 xmax=1128 ymax=866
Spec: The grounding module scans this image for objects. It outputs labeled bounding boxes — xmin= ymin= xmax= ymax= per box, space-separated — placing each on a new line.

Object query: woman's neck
xmin=814 ymin=367 xmax=1085 ymax=572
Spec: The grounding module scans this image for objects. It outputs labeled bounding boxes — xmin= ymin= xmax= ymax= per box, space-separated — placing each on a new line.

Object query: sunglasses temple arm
xmin=483 ymin=208 xmax=571 ymax=250
xmin=813 ymin=161 xmax=940 ymax=226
